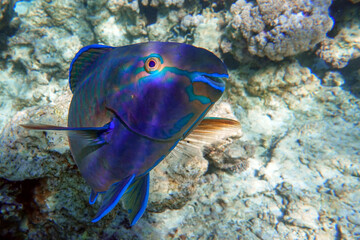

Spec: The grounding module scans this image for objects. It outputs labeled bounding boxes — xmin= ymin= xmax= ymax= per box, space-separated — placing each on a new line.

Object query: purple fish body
xmin=23 ymin=42 xmax=239 ymax=225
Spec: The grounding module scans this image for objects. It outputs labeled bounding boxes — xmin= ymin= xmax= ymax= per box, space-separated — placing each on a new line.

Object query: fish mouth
xmin=192 ymin=73 xmax=227 ymax=92
xmin=205 ymin=75 xmax=225 ymax=84
xmin=204 ymin=75 xmax=225 ymax=91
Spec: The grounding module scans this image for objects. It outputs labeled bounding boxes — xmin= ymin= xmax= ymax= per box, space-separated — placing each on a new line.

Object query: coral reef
xmin=0 ymin=92 xmax=73 ymax=181
xmin=226 ymin=0 xmax=333 ymax=61
xmin=225 ymin=57 xmax=360 ymax=239
xmin=1 ymin=0 xmax=360 ymax=239
xmin=0 ymin=0 xmax=13 ymax=31
xmin=317 ymin=4 xmax=360 ymax=68
xmin=204 ymin=139 xmax=253 ymax=173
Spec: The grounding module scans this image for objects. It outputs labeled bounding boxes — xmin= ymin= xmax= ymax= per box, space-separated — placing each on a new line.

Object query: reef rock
xmin=0 ymin=91 xmax=73 ymax=181
xmin=204 ymin=139 xmax=253 ymax=174
xmin=0 ymin=0 xmax=13 ymax=31
xmin=317 ymin=5 xmax=360 ymax=68
xmin=1 ymin=0 xmax=360 ymax=239
xmin=227 ymin=0 xmax=333 ymax=61
xmin=223 ymin=54 xmax=360 ymax=239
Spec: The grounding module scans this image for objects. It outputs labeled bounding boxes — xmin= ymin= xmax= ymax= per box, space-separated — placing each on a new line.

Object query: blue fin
xmin=69 ymin=44 xmax=114 ymax=93
xmin=123 ymin=173 xmax=150 ymax=226
xmin=20 ymin=124 xmax=110 ymax=132
xmin=21 ymin=121 xmax=114 ymax=159
xmin=89 ymin=190 xmax=98 ymax=205
xmin=92 ymin=174 xmax=135 ymax=223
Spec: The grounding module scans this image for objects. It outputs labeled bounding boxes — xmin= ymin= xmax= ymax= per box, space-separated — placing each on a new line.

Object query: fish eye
xmin=145 ymin=57 xmax=161 ymax=73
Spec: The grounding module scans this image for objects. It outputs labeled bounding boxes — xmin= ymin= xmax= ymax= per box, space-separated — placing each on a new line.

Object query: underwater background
xmin=0 ymin=0 xmax=359 ymax=239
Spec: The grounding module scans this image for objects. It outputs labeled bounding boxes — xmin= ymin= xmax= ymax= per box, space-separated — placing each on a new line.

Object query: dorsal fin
xmin=69 ymin=44 xmax=114 ymax=93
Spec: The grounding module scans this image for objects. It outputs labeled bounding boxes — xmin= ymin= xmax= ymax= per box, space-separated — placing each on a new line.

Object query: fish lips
xmin=192 ymin=73 xmax=228 ymax=92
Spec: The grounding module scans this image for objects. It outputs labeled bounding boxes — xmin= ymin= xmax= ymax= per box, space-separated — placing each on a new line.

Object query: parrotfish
xmin=22 ymin=42 xmax=240 ymax=226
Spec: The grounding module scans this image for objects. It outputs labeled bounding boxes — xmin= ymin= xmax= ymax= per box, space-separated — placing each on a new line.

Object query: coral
xmin=147 ymin=14 xmax=177 ymax=41
xmin=0 ymin=180 xmax=23 ymax=222
xmin=148 ymin=152 xmax=208 ymax=212
xmin=204 ymin=139 xmax=253 ymax=173
xmin=246 ymin=61 xmax=319 ymax=99
xmin=316 ymin=6 xmax=360 ymax=68
xmin=107 ymin=0 xmax=140 ymax=13
xmin=227 ymin=0 xmax=333 ymax=61
xmin=0 ymin=0 xmax=18 ymax=52
xmin=257 ymin=118 xmax=360 ymax=232
xmin=180 ymin=14 xmax=204 ymax=31
xmin=141 ymin=0 xmax=185 ymax=8
xmin=0 ymin=178 xmax=25 ymax=238
xmin=0 ymin=0 xmax=13 ymax=30
xmin=224 ymin=56 xmax=360 ymax=239
xmin=0 ymin=92 xmax=73 ymax=181
xmin=1 ymin=0 xmax=360 ymax=239
xmin=321 ymin=71 xmax=345 ymax=87
xmin=94 ymin=16 xmax=130 ymax=46
xmin=193 ymin=9 xmax=223 ymax=54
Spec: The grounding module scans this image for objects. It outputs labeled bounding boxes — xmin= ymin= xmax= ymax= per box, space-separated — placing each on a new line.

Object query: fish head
xmin=136 ymin=42 xmax=227 ymax=102
xmin=107 ymin=42 xmax=228 ymax=140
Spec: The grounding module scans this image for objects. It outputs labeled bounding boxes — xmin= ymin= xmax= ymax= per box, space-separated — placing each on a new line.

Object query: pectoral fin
xmin=21 ymin=123 xmax=111 ymax=137
xmin=186 ymin=117 xmax=241 ymax=142
xmin=123 ymin=174 xmax=150 ymax=226
xmin=21 ymin=122 xmax=113 ymax=159
xmin=170 ymin=117 xmax=241 ymax=159
xmin=92 ymin=174 xmax=135 ymax=223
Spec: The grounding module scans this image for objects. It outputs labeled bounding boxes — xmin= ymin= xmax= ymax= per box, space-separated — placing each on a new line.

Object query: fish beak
xmin=203 ymin=74 xmax=227 ymax=86
xmin=164 ymin=43 xmax=229 ymax=76
xmin=192 ymin=73 xmax=227 ymax=93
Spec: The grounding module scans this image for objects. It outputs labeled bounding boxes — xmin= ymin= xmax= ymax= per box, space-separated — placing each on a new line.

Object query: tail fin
xmin=91 ymin=174 xmax=135 ymax=223
xmin=123 ymin=174 xmax=150 ymax=226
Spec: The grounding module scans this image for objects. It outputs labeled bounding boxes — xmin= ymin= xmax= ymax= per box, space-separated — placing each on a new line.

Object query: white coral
xmin=229 ymin=0 xmax=334 ymax=61
xmin=180 ymin=14 xmax=204 ymax=31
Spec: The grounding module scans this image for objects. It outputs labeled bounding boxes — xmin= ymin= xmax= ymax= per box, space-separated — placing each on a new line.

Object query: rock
xmin=284 ymin=202 xmax=320 ymax=229
xmin=0 ymin=0 xmax=14 ymax=31
xmin=1 ymin=0 xmax=360 ymax=239
xmin=227 ymin=0 xmax=333 ymax=61
xmin=246 ymin=61 xmax=316 ymax=97
xmin=316 ymin=6 xmax=360 ymax=68
xmin=148 ymin=153 xmax=208 ymax=212
xmin=0 ymin=92 xmax=73 ymax=181
xmin=204 ymin=139 xmax=252 ymax=173
xmin=193 ymin=10 xmax=222 ymax=54
xmin=94 ymin=16 xmax=130 ymax=46
xmin=180 ymin=14 xmax=204 ymax=31
xmin=321 ymin=71 xmax=345 ymax=87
